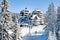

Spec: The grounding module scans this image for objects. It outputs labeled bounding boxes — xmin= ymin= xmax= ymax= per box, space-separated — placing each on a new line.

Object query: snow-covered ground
xmin=20 ymin=25 xmax=46 ymax=37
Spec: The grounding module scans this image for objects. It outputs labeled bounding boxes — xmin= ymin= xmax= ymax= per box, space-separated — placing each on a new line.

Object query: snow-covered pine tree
xmin=0 ymin=0 xmax=9 ymax=40
xmin=45 ymin=2 xmax=57 ymax=40
xmin=0 ymin=0 xmax=18 ymax=40
xmin=57 ymin=7 xmax=60 ymax=40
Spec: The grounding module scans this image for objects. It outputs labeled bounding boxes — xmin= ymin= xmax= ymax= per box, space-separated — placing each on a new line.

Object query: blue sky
xmin=0 ymin=0 xmax=60 ymax=13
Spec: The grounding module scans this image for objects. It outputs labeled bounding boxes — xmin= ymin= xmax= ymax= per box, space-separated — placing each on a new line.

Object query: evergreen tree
xmin=45 ymin=2 xmax=57 ymax=40
xmin=57 ymin=7 xmax=60 ymax=40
